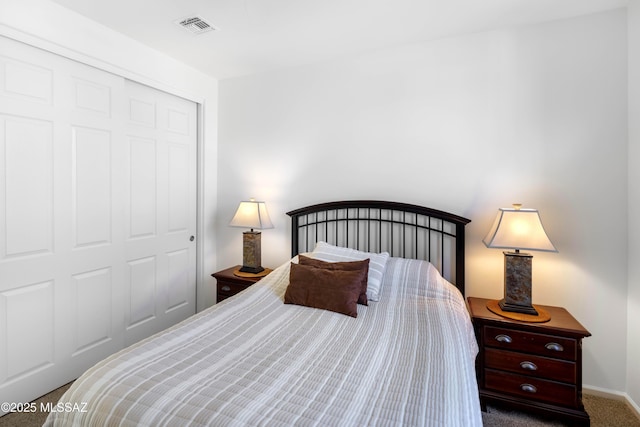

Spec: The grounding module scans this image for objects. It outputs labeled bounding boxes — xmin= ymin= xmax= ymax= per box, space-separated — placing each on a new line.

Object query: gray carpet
xmin=482 ymin=394 xmax=640 ymax=426
xmin=0 ymin=383 xmax=71 ymax=427
xmin=0 ymin=384 xmax=638 ymax=426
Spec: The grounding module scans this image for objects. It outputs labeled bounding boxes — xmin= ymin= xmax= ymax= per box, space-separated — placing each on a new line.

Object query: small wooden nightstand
xmin=467 ymin=297 xmax=591 ymax=426
xmin=212 ymin=265 xmax=272 ymax=303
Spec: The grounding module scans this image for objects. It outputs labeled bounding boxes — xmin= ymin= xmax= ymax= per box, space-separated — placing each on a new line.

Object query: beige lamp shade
xmin=229 ymin=200 xmax=274 ymax=230
xmin=483 ymin=205 xmax=557 ymax=253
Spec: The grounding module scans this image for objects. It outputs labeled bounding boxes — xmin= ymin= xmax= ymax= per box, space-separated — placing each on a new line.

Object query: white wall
xmin=218 ymin=9 xmax=630 ymax=396
xmin=0 ymin=0 xmax=219 ymax=309
xmin=628 ymin=0 xmax=640 ymax=411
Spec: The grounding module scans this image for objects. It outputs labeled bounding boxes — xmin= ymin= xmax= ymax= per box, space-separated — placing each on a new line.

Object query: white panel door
xmin=0 ymin=36 xmax=198 ymax=410
xmin=123 ymin=80 xmax=197 ymax=345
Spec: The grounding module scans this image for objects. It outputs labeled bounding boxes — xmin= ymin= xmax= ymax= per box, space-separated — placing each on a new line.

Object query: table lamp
xmin=229 ymin=199 xmax=274 ymax=275
xmin=482 ymin=204 xmax=557 ymax=319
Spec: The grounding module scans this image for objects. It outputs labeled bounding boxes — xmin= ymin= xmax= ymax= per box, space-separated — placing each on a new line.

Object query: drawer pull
xmin=545 ymin=342 xmax=564 ymax=352
xmin=495 ymin=334 xmax=512 ymax=344
xmin=221 ymin=285 xmax=231 ymax=292
xmin=520 ymin=361 xmax=538 ymax=371
xmin=520 ymin=384 xmax=537 ymax=393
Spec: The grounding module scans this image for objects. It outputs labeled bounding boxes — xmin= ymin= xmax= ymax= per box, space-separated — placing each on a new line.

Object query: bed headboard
xmin=286 ymin=200 xmax=471 ymax=295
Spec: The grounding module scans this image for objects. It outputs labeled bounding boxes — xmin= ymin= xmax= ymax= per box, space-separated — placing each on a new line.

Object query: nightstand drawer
xmin=217 ymin=281 xmax=250 ymax=297
xmin=213 ymin=266 xmax=272 ymax=304
xmin=484 ymin=326 xmax=577 ymax=361
xmin=485 ymin=348 xmax=577 ymax=383
xmin=485 ymin=369 xmax=578 ymax=407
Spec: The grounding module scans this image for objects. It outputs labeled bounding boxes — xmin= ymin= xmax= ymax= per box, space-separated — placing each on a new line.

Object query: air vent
xmin=176 ymin=16 xmax=217 ymax=35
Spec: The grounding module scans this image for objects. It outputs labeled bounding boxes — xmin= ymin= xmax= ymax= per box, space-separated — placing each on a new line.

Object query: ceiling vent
xmin=176 ymin=16 xmax=217 ymax=35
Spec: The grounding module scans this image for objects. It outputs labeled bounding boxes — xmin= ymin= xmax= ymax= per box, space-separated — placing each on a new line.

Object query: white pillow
xmin=309 ymin=241 xmax=390 ymax=302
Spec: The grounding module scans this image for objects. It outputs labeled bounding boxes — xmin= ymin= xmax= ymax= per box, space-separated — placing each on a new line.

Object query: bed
xmin=44 ymin=200 xmax=481 ymax=427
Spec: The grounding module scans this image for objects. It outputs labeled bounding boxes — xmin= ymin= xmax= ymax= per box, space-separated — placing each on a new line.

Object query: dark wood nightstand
xmin=212 ymin=265 xmax=272 ymax=303
xmin=467 ymin=297 xmax=591 ymax=426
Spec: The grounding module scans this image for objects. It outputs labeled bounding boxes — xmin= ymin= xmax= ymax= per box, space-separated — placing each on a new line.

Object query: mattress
xmin=44 ymin=257 xmax=482 ymax=427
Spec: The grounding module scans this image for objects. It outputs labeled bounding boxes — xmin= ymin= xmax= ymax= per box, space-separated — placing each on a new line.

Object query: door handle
xmin=545 ymin=342 xmax=564 ymax=352
xmin=495 ymin=334 xmax=512 ymax=344
xmin=520 ymin=361 xmax=538 ymax=371
xmin=520 ymin=384 xmax=537 ymax=393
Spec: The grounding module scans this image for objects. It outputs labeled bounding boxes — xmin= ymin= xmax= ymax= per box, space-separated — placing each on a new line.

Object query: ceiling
xmin=49 ymin=0 xmax=627 ymax=80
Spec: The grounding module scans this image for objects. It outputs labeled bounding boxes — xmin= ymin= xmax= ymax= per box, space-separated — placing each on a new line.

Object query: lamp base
xmin=499 ymin=299 xmax=539 ymax=315
xmin=241 ymin=230 xmax=264 ymax=274
xmin=238 ymin=265 xmax=265 ymax=274
xmin=486 ymin=299 xmax=551 ymax=322
xmin=501 ymin=251 xmax=539 ymax=314
xmin=234 ymin=267 xmax=271 ymax=278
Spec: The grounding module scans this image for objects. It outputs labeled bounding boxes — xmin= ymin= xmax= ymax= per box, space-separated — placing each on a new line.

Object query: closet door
xmin=0 ymin=36 xmax=197 ymax=409
xmin=123 ymin=80 xmax=197 ymax=345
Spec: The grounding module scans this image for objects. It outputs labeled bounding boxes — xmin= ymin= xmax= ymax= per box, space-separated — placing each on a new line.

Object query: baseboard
xmin=584 ymin=385 xmax=640 ymax=421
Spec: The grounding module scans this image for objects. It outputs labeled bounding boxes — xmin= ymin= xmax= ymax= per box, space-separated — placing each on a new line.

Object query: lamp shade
xmin=229 ymin=200 xmax=274 ymax=230
xmin=483 ymin=205 xmax=557 ymax=252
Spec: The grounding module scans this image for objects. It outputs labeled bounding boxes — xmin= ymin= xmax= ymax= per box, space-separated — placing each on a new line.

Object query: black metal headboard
xmin=286 ymin=200 xmax=471 ymax=295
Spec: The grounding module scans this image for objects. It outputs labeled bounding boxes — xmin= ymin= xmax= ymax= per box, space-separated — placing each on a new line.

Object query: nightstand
xmin=467 ymin=297 xmax=591 ymax=426
xmin=212 ymin=265 xmax=272 ymax=303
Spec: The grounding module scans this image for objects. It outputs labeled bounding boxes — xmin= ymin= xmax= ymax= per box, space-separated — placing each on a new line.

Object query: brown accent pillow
xmin=298 ymin=255 xmax=369 ymax=306
xmin=284 ymin=262 xmax=368 ymax=317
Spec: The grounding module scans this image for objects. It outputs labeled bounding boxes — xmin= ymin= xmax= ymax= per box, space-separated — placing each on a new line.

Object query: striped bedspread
xmin=44 ymin=257 xmax=482 ymax=427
